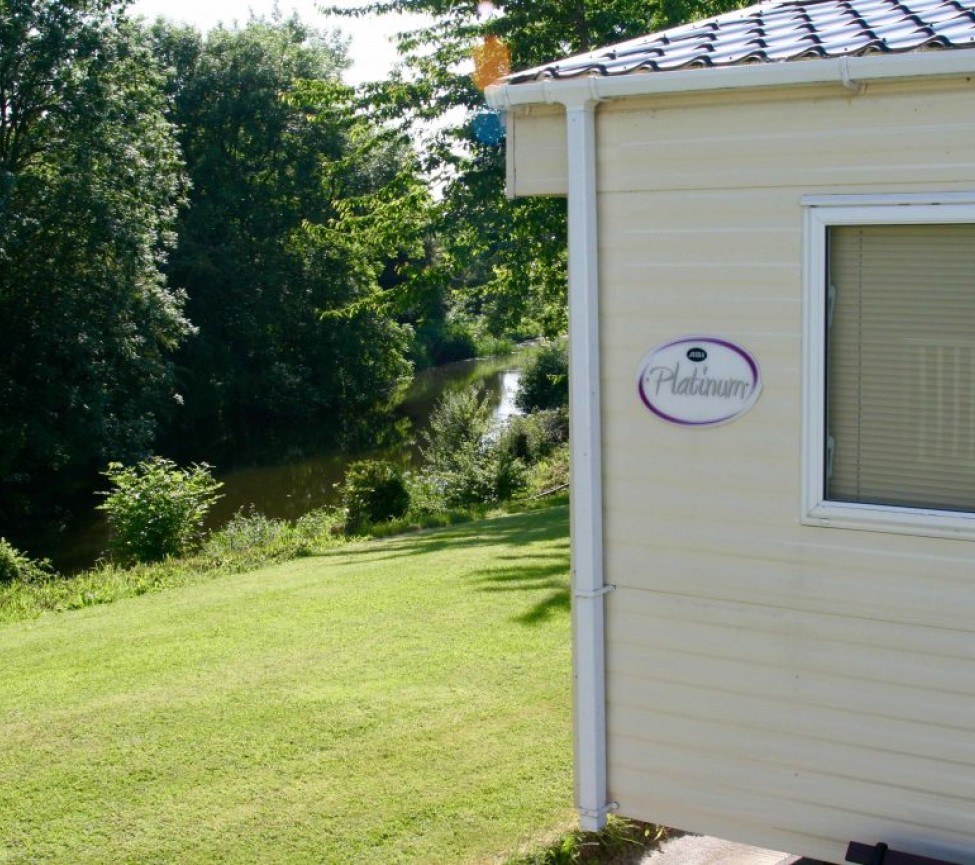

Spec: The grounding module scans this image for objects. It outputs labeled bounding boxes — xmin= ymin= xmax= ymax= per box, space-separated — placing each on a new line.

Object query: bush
xmin=521 ymin=444 xmax=570 ymax=499
xmin=203 ymin=507 xmax=344 ymax=566
xmin=98 ymin=457 xmax=223 ymax=565
xmin=503 ymin=408 xmax=569 ymax=464
xmin=516 ymin=339 xmax=568 ymax=413
xmin=341 ymin=460 xmax=411 ymax=534
xmin=203 ymin=508 xmax=290 ymax=558
xmin=414 ymin=387 xmax=526 ymax=511
xmin=0 ymin=538 xmax=53 ymax=584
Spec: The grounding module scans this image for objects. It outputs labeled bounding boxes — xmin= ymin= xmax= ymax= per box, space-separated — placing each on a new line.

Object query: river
xmin=41 ymin=348 xmax=534 ymax=574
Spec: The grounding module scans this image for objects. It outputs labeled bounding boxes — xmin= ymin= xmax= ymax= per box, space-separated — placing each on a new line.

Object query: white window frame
xmin=801 ymin=192 xmax=975 ymax=541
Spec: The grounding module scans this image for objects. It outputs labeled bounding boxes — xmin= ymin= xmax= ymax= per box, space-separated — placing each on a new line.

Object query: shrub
xmin=203 ymin=508 xmax=290 ymax=558
xmin=503 ymin=408 xmax=569 ymax=464
xmin=521 ymin=444 xmax=570 ymax=500
xmin=516 ymin=339 xmax=568 ymax=413
xmin=341 ymin=460 xmax=411 ymax=534
xmin=98 ymin=457 xmax=223 ymax=565
xmin=203 ymin=507 xmax=344 ymax=566
xmin=0 ymin=538 xmax=53 ymax=584
xmin=294 ymin=508 xmax=344 ymax=542
xmin=414 ymin=387 xmax=526 ymax=510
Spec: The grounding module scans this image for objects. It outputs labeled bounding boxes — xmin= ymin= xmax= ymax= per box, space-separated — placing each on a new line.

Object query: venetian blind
xmin=827 ymin=224 xmax=975 ymax=512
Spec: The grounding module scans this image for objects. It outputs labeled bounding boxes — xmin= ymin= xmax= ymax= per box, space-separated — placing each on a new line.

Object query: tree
xmin=151 ymin=16 xmax=426 ymax=447
xmin=0 ymin=1 xmax=191 ymax=526
xmin=325 ymin=0 xmax=750 ymax=338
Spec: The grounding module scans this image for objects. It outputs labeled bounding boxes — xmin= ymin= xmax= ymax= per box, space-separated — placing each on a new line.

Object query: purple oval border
xmin=637 ymin=335 xmax=762 ymax=428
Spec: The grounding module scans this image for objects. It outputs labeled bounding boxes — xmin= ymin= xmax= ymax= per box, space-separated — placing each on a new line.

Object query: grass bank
xmin=0 ymin=506 xmax=577 ymax=864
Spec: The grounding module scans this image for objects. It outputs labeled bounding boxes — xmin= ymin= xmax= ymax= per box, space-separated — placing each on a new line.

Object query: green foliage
xmin=0 ymin=2 xmax=191 ymax=526
xmin=414 ymin=387 xmax=526 ymax=510
xmin=204 ymin=507 xmax=344 ymax=564
xmin=98 ymin=458 xmax=224 ymax=565
xmin=516 ymin=340 xmax=569 ymax=413
xmin=0 ymin=506 xmax=347 ymax=623
xmin=152 ymin=17 xmax=419 ymax=444
xmin=522 ymin=444 xmax=571 ymax=500
xmin=0 ymin=538 xmax=52 ymax=585
xmin=410 ymin=314 xmax=480 ymax=367
xmin=501 ymin=816 xmax=665 ymax=865
xmin=340 ymin=460 xmax=411 ymax=534
xmin=326 ymin=0 xmax=751 ymax=340
xmin=504 ymin=409 xmax=570 ymax=465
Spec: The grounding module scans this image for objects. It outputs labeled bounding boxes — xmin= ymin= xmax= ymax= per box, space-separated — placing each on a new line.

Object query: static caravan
xmin=487 ymin=1 xmax=975 ymax=863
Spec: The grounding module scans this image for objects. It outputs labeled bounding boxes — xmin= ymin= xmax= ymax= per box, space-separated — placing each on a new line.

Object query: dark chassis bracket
xmin=784 ymin=841 xmax=965 ymax=865
xmin=846 ymin=841 xmax=965 ymax=865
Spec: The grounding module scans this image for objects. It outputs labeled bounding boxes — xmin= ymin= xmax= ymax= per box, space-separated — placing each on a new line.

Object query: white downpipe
xmin=564 ymin=95 xmax=611 ymax=833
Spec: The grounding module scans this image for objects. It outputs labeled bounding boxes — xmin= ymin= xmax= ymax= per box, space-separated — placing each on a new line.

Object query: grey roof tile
xmin=508 ymin=0 xmax=975 ymax=83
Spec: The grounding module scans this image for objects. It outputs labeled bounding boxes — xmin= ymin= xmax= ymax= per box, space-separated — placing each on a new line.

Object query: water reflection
xmin=496 ymin=370 xmax=523 ymax=425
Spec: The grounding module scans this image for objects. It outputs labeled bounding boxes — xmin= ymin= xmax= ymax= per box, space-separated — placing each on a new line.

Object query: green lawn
xmin=0 ymin=506 xmax=573 ymax=865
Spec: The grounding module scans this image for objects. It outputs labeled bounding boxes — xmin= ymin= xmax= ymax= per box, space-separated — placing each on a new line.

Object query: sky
xmin=127 ymin=0 xmax=431 ymax=85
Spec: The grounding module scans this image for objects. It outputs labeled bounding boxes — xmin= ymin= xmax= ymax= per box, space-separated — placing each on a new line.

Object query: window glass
xmin=826 ymin=224 xmax=975 ymax=512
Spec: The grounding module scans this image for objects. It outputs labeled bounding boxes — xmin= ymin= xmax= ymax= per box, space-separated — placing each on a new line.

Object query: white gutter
xmin=564 ymin=92 xmax=613 ymax=833
xmin=485 ymin=47 xmax=975 ymax=109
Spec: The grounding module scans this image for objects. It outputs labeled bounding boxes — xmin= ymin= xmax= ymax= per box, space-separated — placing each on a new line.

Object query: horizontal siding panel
xmin=608 ymin=610 xmax=975 ymax=720
xmin=599 ymin=269 xmax=801 ymax=302
xmin=598 ymin=186 xmax=806 ymax=230
xmin=604 ymin=507 xmax=975 ymax=572
xmin=609 ymin=762 xmax=852 ymax=862
xmin=602 ymin=538 xmax=975 ymax=630
xmin=610 ymin=590 xmax=975 ymax=664
xmin=607 ymin=676 xmax=975 ymax=767
xmin=610 ymin=758 xmax=975 ymax=865
xmin=610 ymin=744 xmax=975 ymax=842
xmin=609 ymin=708 xmax=975 ymax=811
xmin=602 ymin=226 xmax=798 ymax=264
xmin=601 ymin=436 xmax=795 ymax=474
xmin=597 ymin=82 xmax=975 ymax=194
xmin=599 ymin=300 xmax=799 ymax=341
xmin=602 ymin=157 xmax=975 ymax=196
xmin=602 ymin=468 xmax=798 ymax=508
xmin=508 ymin=106 xmax=566 ymax=197
xmin=609 ymin=651 xmax=973 ymax=744
xmin=601 ymin=400 xmax=799 ymax=450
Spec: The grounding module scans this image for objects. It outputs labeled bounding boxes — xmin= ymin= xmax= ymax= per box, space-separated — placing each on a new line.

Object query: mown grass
xmin=0 ymin=505 xmax=578 ymax=864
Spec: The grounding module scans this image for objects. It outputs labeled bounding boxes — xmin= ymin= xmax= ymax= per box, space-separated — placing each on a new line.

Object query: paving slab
xmin=640 ymin=834 xmax=790 ymax=865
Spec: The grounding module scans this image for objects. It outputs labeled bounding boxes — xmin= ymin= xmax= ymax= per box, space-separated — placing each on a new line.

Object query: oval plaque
xmin=637 ymin=336 xmax=762 ymax=427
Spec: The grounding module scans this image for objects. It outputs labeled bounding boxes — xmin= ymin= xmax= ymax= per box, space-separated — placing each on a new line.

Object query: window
xmin=802 ymin=195 xmax=975 ymax=539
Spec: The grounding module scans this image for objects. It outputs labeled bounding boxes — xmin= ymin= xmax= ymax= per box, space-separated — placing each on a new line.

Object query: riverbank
xmin=23 ymin=348 xmax=538 ymax=576
xmin=0 ymin=494 xmax=565 ymax=626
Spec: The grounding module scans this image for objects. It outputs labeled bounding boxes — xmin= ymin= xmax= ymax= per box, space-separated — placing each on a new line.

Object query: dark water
xmin=41 ymin=349 xmax=533 ymax=574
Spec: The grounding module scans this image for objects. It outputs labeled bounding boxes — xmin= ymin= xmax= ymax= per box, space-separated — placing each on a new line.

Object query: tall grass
xmin=0 ymin=508 xmax=345 ymax=624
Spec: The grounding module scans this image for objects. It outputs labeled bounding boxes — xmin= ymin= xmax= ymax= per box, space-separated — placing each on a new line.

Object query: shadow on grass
xmin=474 ymin=554 xmax=570 ymax=626
xmin=314 ymin=504 xmax=572 ymax=625
xmin=319 ymin=505 xmax=570 ymax=567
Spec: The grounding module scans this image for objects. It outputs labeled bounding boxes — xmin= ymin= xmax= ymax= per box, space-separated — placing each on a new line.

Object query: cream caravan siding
xmin=506 ymin=105 xmax=567 ymax=197
xmin=589 ymin=78 xmax=975 ymax=863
